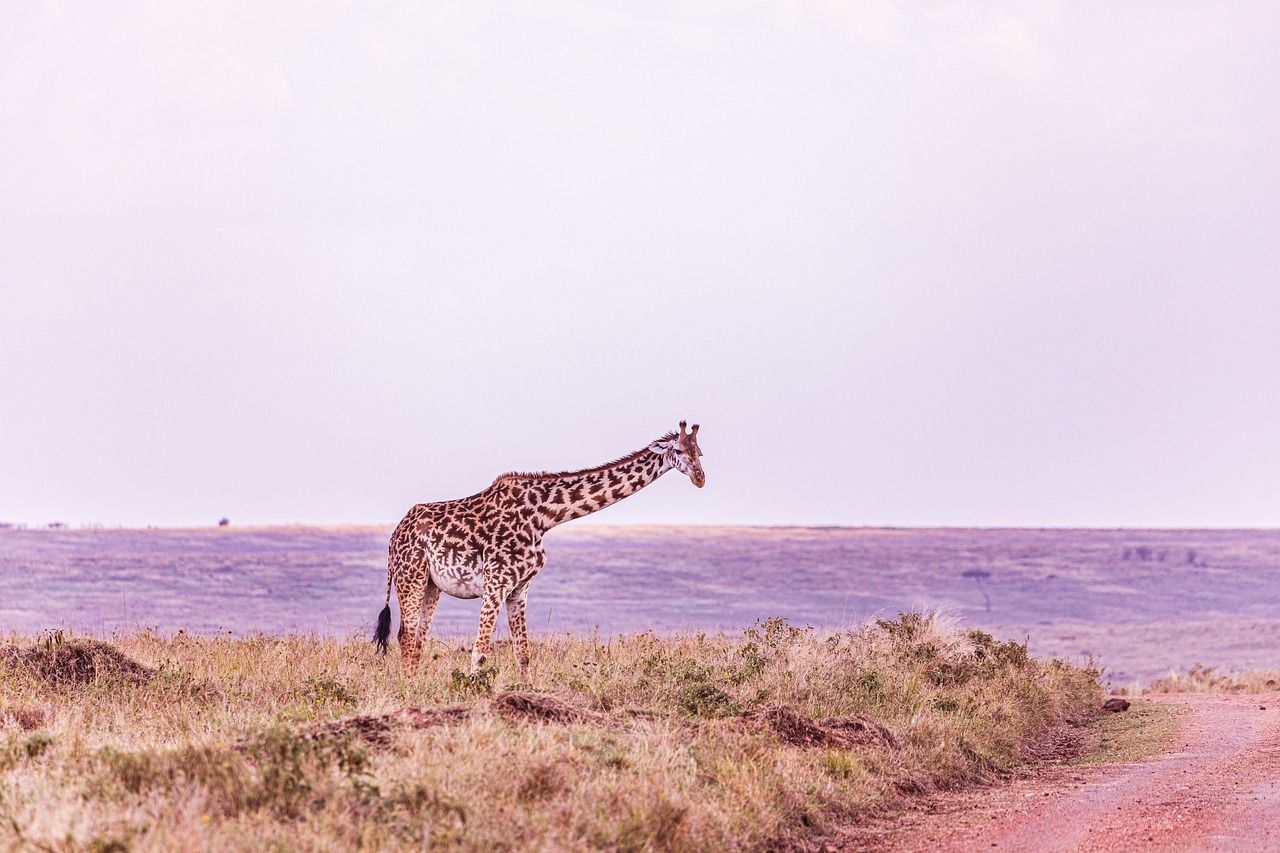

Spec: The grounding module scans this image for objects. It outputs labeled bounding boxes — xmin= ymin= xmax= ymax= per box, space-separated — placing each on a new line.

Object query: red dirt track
xmin=855 ymin=694 xmax=1280 ymax=851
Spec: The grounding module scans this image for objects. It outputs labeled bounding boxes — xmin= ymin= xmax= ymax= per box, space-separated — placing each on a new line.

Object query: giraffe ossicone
xmin=374 ymin=421 xmax=706 ymax=677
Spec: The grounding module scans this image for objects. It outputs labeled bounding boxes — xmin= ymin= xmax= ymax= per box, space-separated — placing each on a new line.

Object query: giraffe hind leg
xmin=395 ymin=574 xmax=425 ymax=676
xmin=398 ymin=577 xmax=443 ymax=676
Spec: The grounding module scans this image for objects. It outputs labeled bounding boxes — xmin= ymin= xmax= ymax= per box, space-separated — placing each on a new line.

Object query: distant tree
xmin=218 ymin=518 xmax=230 ymax=527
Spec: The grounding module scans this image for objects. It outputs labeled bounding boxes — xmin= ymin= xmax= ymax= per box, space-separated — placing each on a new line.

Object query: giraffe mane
xmin=492 ymin=432 xmax=678 ymax=485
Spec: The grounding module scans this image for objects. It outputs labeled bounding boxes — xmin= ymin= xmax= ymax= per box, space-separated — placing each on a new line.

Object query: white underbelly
xmin=430 ymin=562 xmax=484 ymax=599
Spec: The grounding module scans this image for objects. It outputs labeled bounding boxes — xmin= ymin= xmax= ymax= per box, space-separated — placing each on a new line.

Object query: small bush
xmin=449 ymin=666 xmax=499 ymax=696
xmin=0 ymin=732 xmax=56 ymax=771
xmin=90 ymin=727 xmax=374 ymax=820
xmin=641 ymin=651 xmax=740 ymax=718
xmin=300 ymin=674 xmax=358 ymax=707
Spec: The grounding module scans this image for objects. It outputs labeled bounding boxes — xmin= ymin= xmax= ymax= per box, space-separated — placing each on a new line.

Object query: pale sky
xmin=2 ymin=1 xmax=1278 ymax=529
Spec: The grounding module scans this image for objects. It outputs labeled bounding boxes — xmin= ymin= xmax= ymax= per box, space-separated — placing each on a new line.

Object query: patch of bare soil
xmin=493 ymin=691 xmax=607 ymax=725
xmin=1017 ymin=723 xmax=1090 ymax=764
xmin=1 ymin=638 xmax=155 ymax=688
xmin=307 ymin=692 xmax=609 ymax=748
xmin=306 ymin=706 xmax=473 ymax=749
xmin=836 ymin=693 xmax=1280 ymax=852
xmin=741 ymin=703 xmax=896 ymax=749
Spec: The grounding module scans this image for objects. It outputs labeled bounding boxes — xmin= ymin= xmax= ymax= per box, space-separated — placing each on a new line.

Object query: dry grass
xmin=0 ymin=614 xmax=1102 ymax=852
xmin=1140 ymin=664 xmax=1280 ymax=694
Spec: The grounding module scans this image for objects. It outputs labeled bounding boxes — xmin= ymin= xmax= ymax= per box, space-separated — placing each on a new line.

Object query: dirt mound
xmin=304 ymin=692 xmax=607 ymax=749
xmin=817 ymin=714 xmax=898 ymax=748
xmin=307 ymin=705 xmax=473 ymax=748
xmin=493 ymin=691 xmax=606 ymax=725
xmin=741 ymin=703 xmax=895 ymax=749
xmin=3 ymin=638 xmax=155 ymax=689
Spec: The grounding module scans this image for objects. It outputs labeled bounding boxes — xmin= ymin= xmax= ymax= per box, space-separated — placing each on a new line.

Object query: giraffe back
xmin=388 ymin=479 xmax=546 ymax=600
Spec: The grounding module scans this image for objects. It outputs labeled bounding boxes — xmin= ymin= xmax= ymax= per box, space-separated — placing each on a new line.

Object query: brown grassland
xmin=0 ymin=613 xmax=1105 ymax=852
xmin=1138 ymin=664 xmax=1280 ymax=695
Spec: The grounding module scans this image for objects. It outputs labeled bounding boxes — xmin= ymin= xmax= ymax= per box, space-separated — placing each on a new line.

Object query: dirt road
xmin=851 ymin=693 xmax=1280 ymax=852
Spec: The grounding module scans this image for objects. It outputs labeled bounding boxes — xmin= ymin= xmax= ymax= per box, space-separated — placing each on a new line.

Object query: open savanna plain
xmin=4 ymin=525 xmax=1280 ymax=683
xmin=2 ymin=526 xmax=1279 ymax=850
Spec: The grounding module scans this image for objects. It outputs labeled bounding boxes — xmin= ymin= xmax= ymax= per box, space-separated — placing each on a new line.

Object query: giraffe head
xmin=650 ymin=421 xmax=705 ymax=488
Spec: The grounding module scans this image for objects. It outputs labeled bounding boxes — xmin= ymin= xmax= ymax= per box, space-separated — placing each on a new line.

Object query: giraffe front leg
xmin=471 ymin=592 xmax=504 ymax=674
xmin=505 ymin=585 xmax=531 ymax=679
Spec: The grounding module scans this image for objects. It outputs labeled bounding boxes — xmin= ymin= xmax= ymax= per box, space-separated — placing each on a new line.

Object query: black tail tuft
xmin=374 ymin=604 xmax=392 ymax=655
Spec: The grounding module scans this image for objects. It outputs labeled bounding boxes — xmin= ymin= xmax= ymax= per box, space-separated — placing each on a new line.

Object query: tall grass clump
xmin=0 ymin=613 xmax=1102 ymax=851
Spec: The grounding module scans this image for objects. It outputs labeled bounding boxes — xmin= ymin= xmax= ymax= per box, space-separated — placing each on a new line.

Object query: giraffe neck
xmin=500 ymin=445 xmax=673 ymax=531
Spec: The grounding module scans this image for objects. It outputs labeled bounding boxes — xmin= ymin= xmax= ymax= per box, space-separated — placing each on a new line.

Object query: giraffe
xmin=374 ymin=421 xmax=705 ymax=677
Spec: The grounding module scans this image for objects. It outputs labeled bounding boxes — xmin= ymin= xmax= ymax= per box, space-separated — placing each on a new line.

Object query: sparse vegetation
xmin=1071 ymin=700 xmax=1180 ymax=765
xmin=0 ymin=613 xmax=1102 ymax=851
xmin=1141 ymin=664 xmax=1280 ymax=695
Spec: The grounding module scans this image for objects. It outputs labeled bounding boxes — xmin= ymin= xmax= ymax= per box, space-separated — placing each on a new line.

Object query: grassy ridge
xmin=0 ymin=613 xmax=1101 ymax=852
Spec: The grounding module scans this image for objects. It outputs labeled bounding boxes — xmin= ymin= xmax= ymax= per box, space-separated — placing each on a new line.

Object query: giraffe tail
xmin=373 ymin=572 xmax=393 ymax=655
xmin=374 ymin=605 xmax=391 ymax=654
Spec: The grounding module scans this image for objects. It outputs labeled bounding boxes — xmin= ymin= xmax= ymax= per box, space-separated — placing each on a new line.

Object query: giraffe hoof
xmin=470 ymin=652 xmax=488 ymax=673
